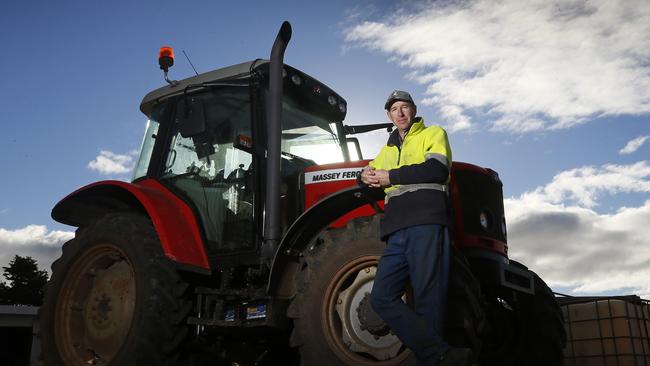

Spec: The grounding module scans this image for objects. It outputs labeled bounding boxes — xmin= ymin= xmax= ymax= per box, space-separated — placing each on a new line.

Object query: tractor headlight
xmin=480 ymin=212 xmax=489 ymax=229
xmin=291 ymin=74 xmax=302 ymax=86
xmin=328 ymin=95 xmax=337 ymax=106
xmin=479 ymin=210 xmax=493 ymax=231
xmin=339 ymin=102 xmax=347 ymax=113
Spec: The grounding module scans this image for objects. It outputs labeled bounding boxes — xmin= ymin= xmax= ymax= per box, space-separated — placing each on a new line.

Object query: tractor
xmin=39 ymin=22 xmax=565 ymax=365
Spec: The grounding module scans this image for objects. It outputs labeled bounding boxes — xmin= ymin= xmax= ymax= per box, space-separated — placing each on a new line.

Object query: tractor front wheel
xmin=39 ymin=213 xmax=191 ymax=366
xmin=480 ymin=263 xmax=566 ymax=366
xmin=517 ymin=270 xmax=566 ymax=366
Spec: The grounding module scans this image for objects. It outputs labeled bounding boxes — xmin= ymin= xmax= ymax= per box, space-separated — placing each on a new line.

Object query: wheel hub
xmin=83 ymin=259 xmax=135 ymax=341
xmin=356 ymin=293 xmax=390 ymax=337
xmin=89 ymin=293 xmax=112 ymax=329
xmin=56 ymin=245 xmax=136 ymax=365
xmin=335 ymin=265 xmax=402 ymax=361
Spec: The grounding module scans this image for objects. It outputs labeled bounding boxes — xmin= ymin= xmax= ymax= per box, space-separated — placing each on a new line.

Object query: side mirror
xmin=177 ymin=97 xmax=206 ymax=137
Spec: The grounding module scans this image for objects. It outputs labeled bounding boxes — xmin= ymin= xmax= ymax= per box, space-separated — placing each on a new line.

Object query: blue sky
xmin=1 ymin=0 xmax=649 ymax=297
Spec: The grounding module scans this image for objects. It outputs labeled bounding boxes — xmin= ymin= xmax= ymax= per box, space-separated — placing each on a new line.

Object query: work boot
xmin=438 ymin=347 xmax=474 ymax=366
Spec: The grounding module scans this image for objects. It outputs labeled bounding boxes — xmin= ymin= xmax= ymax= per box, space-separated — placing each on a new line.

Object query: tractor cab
xmin=135 ymin=60 xmax=350 ymax=260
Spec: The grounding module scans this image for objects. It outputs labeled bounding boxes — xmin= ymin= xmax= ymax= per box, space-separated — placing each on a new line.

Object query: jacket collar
xmin=386 ymin=117 xmax=425 ymax=147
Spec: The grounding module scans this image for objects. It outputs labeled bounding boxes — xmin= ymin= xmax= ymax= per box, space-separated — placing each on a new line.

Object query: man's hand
xmin=361 ymin=166 xmax=391 ymax=188
xmin=360 ymin=165 xmax=378 ymax=186
xmin=370 ymin=169 xmax=391 ymax=188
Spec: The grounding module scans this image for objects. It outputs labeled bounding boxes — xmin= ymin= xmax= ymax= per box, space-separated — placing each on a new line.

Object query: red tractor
xmin=39 ymin=22 xmax=565 ymax=365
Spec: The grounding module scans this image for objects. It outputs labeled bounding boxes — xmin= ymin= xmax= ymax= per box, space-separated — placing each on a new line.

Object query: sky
xmin=1 ymin=0 xmax=649 ymax=297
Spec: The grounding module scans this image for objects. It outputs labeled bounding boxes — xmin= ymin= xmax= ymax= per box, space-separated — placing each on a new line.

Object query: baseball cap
xmin=384 ymin=90 xmax=415 ymax=110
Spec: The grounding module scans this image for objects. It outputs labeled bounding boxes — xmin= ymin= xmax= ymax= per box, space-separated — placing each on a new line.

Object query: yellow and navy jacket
xmin=369 ymin=117 xmax=452 ymax=239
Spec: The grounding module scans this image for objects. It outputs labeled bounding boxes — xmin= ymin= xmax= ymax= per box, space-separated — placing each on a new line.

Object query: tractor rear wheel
xmin=39 ymin=213 xmax=192 ymax=366
xmin=287 ymin=215 xmax=482 ymax=365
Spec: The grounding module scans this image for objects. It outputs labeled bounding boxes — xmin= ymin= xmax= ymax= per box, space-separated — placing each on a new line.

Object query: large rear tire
xmin=287 ymin=215 xmax=482 ymax=365
xmin=39 ymin=213 xmax=192 ymax=366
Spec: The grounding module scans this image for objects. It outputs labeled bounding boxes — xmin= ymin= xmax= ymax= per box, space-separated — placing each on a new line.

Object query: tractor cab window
xmin=160 ymin=87 xmax=254 ymax=252
xmin=281 ymin=97 xmax=344 ymax=165
xmin=281 ymin=124 xmax=342 ymax=165
xmin=278 ymin=94 xmax=346 ymax=227
xmin=133 ymin=104 xmax=166 ymax=181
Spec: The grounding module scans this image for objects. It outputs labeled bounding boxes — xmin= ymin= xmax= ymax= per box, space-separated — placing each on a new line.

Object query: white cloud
xmin=519 ymin=161 xmax=650 ymax=208
xmin=345 ymin=0 xmax=650 ymax=133
xmin=88 ymin=150 xmax=137 ymax=175
xmin=619 ymin=135 xmax=649 ymax=155
xmin=505 ymin=161 xmax=650 ymax=298
xmin=438 ymin=104 xmax=473 ymax=133
xmin=0 ymin=225 xmax=74 ymax=281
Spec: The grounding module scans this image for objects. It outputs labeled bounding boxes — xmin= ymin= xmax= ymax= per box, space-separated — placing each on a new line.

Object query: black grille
xmin=453 ymin=169 xmax=507 ymax=243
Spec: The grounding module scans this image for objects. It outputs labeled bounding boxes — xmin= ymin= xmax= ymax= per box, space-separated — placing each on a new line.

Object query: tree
xmin=0 ymin=281 xmax=8 ymax=300
xmin=0 ymin=255 xmax=48 ymax=305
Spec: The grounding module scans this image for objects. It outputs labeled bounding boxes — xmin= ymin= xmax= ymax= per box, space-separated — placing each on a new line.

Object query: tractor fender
xmin=267 ymin=185 xmax=384 ymax=297
xmin=52 ymin=179 xmax=210 ymax=274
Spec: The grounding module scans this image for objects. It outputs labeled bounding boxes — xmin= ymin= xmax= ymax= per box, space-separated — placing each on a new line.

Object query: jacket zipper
xmin=397 ymin=134 xmax=407 ymax=165
xmin=396 ymin=145 xmax=401 ymax=165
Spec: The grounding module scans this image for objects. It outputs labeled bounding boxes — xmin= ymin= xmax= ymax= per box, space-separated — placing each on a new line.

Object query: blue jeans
xmin=370 ymin=224 xmax=451 ymax=366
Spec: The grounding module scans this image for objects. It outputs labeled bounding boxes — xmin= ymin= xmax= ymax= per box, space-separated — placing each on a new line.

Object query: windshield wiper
xmin=344 ymin=123 xmax=393 ymax=135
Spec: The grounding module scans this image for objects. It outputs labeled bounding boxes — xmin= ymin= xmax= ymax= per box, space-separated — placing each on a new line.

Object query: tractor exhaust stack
xmin=262 ymin=21 xmax=292 ymax=268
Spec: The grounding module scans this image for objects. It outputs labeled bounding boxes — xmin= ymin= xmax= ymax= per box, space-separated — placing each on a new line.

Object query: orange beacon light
xmin=159 ymin=46 xmax=175 ymax=72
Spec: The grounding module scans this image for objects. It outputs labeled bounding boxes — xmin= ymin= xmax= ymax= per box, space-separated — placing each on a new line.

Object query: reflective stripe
xmin=385 ymin=183 xmax=448 ymax=203
xmin=425 ymin=152 xmax=449 ymax=168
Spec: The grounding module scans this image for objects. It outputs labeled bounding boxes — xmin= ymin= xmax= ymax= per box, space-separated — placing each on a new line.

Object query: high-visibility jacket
xmin=369 ymin=117 xmax=452 ymax=239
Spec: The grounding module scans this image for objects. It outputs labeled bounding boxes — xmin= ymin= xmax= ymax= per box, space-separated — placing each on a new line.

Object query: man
xmin=360 ymin=90 xmax=472 ymax=366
